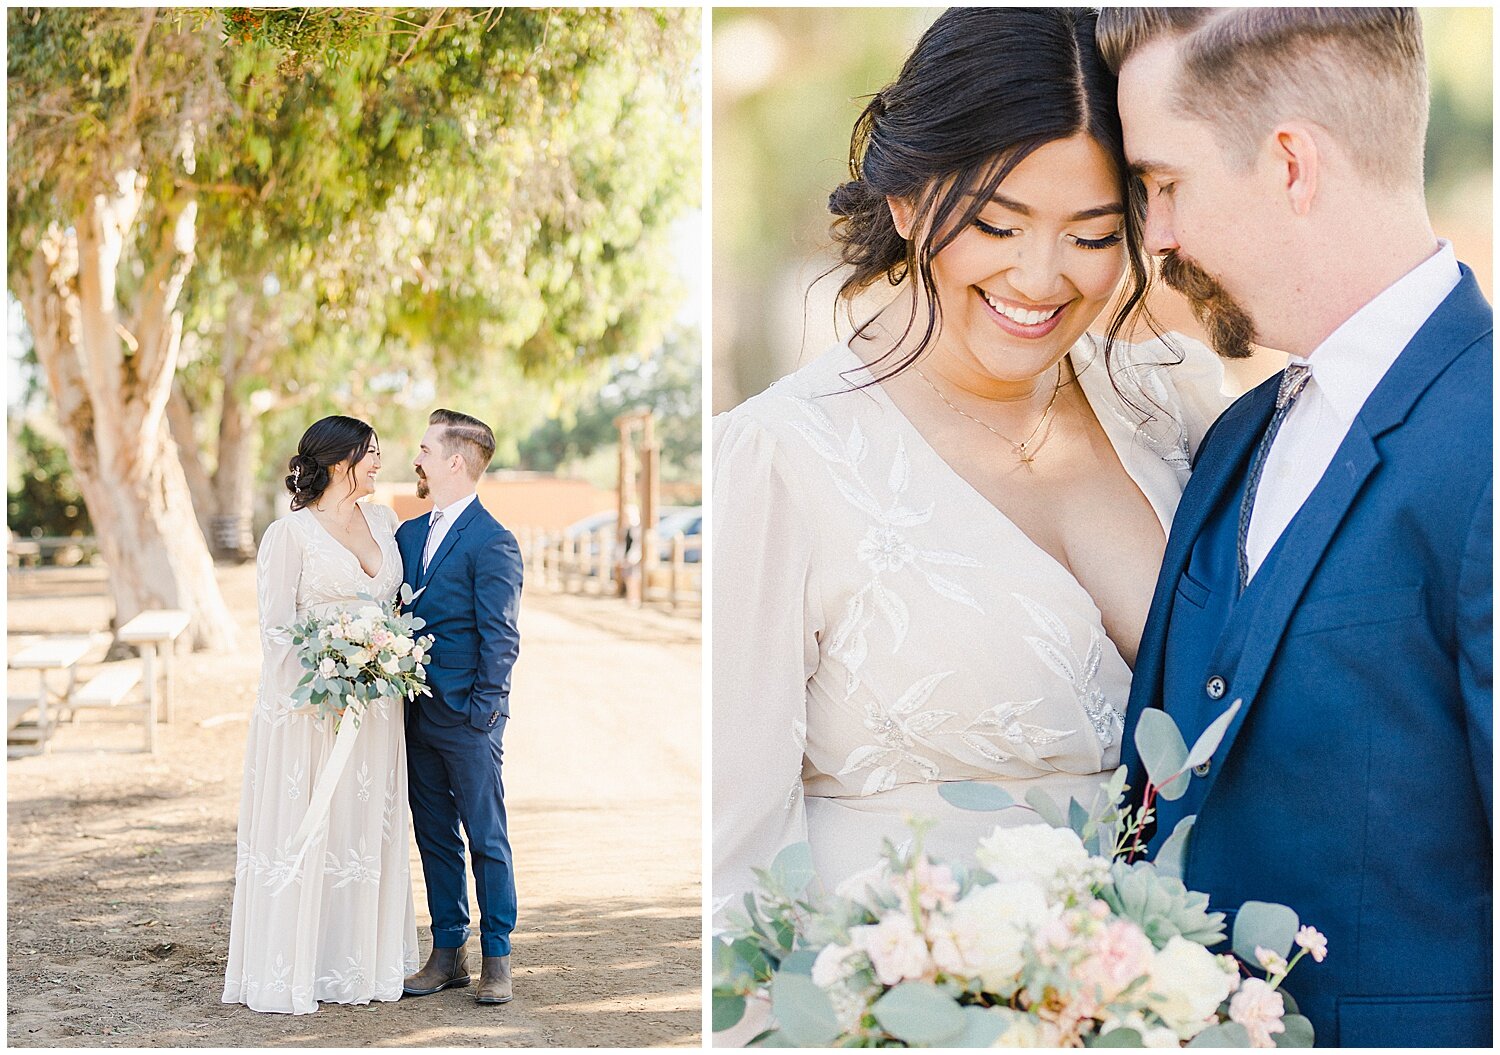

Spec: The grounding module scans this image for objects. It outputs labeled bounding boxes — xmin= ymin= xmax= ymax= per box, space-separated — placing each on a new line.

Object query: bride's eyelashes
xmin=972 ymin=217 xmax=1123 ymax=250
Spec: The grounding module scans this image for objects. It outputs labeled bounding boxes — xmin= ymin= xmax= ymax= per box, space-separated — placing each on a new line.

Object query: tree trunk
xmin=207 ymin=291 xmax=265 ymax=562
xmin=167 ymin=380 xmax=216 ymax=539
xmin=15 ymin=178 xmax=236 ymax=652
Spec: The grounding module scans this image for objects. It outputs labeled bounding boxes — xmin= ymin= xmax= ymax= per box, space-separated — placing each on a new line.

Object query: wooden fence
xmin=515 ymin=526 xmax=702 ymax=614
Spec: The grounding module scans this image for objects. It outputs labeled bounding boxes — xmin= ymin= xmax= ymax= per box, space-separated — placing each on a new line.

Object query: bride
xmin=223 ymin=415 xmax=418 ymax=1014
xmin=714 ymin=8 xmax=1232 ymax=907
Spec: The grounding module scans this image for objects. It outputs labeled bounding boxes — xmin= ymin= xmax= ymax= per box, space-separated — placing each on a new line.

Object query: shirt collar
xmin=1292 ymin=239 xmax=1460 ymax=426
xmin=433 ymin=491 xmax=479 ymax=522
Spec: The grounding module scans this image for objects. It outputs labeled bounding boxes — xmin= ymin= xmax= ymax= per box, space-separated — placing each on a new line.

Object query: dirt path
xmin=7 ymin=565 xmax=702 ymax=1047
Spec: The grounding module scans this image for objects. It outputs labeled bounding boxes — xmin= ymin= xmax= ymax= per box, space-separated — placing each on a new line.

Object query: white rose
xmin=358 ymin=604 xmax=384 ymax=622
xmin=1146 ymin=936 xmax=1240 ymax=1041
xmin=811 ymin=943 xmax=862 ymax=989
xmin=991 ymin=1009 xmax=1064 ymax=1047
xmin=412 ymin=646 xmax=426 ymax=663
xmin=941 ymin=881 xmax=1054 ymax=992
xmin=849 ymin=913 xmax=932 ymax=987
xmin=976 ymin=823 xmax=1104 ymax=901
xmin=390 ymin=635 xmax=414 ymax=657
xmin=350 ymin=648 xmax=372 ymax=667
xmin=381 ymin=656 xmax=401 ymax=674
xmin=318 ymin=657 xmax=337 ymax=677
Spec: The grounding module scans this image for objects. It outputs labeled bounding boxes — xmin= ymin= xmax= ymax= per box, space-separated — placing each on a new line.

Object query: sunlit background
xmin=712 ymin=6 xmax=1493 ymax=413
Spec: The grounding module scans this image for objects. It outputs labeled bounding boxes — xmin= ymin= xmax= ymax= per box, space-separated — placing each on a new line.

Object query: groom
xmin=397 ymin=408 xmax=524 ymax=1005
xmin=1102 ymin=8 xmax=1490 ymax=1046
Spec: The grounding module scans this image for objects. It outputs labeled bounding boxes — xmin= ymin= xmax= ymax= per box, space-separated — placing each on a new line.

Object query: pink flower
xmin=1228 ymin=978 xmax=1286 ymax=1048
xmin=1254 ymin=946 xmax=1288 ymax=974
xmin=850 ymin=913 xmax=933 ymax=986
xmin=1294 ymin=926 xmax=1327 ymax=963
xmin=910 ymin=855 xmax=959 ymax=912
xmin=1076 ymin=919 xmax=1155 ymax=1003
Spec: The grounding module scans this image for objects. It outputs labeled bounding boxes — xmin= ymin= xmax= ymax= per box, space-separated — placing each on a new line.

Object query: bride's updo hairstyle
xmin=286 ymin=415 xmax=376 ymax=511
xmin=829 ymin=7 xmax=1156 ymax=383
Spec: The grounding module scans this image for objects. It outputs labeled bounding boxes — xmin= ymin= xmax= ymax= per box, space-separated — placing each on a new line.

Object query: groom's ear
xmin=1266 ymin=122 xmax=1320 ymax=217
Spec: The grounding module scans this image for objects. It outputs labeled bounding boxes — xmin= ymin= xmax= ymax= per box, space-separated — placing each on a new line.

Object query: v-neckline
xmin=303 ymin=505 xmax=386 ymax=580
xmin=845 ymin=338 xmax=1168 ymax=606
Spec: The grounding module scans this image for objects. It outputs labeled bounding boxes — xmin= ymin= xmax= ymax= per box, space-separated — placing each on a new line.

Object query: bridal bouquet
xmin=713 ymin=703 xmax=1326 ymax=1047
xmin=285 ymin=583 xmax=434 ymax=726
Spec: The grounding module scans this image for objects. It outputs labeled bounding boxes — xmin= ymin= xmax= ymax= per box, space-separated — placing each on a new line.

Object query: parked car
xmin=655 ymin=507 xmax=702 ymax=563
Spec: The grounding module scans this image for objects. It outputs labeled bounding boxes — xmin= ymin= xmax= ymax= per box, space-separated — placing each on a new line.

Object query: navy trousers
xmin=406 ymin=705 xmax=516 ymax=957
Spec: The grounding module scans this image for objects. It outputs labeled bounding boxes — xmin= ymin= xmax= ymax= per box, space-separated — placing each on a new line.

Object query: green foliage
xmin=515 ymin=327 xmax=703 ymax=483
xmin=871 ymin=983 xmax=965 ymax=1046
xmin=1232 ymin=901 xmax=1300 ymax=964
xmin=7 ymin=422 xmax=93 ymax=538
xmin=9 ymin=6 xmax=700 ymax=509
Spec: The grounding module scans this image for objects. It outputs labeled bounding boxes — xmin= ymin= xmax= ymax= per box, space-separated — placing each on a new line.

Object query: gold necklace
xmin=914 ymin=364 xmax=1065 ymax=468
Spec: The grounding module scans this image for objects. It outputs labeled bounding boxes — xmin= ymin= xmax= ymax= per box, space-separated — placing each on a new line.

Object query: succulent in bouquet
xmin=712 ymin=701 xmax=1327 ymax=1047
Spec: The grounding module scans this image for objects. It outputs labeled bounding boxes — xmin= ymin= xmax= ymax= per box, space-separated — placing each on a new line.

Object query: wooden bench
xmin=69 ymin=662 xmax=152 ymax=753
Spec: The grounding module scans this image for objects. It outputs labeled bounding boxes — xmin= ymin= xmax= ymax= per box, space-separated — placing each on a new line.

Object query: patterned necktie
xmin=1237 ymin=363 xmax=1313 ymax=592
xmin=422 ymin=509 xmax=445 ymax=572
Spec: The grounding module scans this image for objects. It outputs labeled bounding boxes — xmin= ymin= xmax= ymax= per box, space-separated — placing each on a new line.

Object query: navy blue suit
xmin=397 ymin=498 xmax=523 ymax=958
xmin=1124 ymin=268 xmax=1492 ymax=1046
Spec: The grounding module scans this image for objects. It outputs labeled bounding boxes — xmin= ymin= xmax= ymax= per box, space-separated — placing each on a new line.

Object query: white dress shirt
xmin=423 ymin=491 xmax=478 ymax=569
xmin=1244 ymin=240 xmax=1460 ymax=581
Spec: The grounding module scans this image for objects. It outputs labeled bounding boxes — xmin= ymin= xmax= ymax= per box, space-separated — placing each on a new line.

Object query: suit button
xmin=1193 ymin=760 xmax=1212 ymax=777
xmin=1206 ymin=676 xmax=1227 ymax=700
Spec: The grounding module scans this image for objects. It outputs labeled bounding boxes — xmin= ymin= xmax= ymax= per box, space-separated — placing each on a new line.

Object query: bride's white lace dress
xmin=713 ymin=334 xmax=1229 ymax=905
xmin=222 ymin=503 xmax=418 ymax=1015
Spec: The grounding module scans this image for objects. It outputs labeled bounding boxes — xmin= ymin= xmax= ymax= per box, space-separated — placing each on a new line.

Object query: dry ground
xmin=7 ymin=563 xmax=702 ymax=1047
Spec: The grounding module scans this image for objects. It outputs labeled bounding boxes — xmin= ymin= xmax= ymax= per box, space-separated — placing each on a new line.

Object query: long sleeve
xmin=1458 ymin=478 xmax=1492 ymax=823
xmin=472 ymin=528 xmax=524 ymax=719
xmin=255 ymin=517 xmax=304 ymax=710
xmin=712 ymin=410 xmax=819 ymax=915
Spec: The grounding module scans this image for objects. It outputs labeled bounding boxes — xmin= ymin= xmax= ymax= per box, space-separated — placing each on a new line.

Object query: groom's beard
xmin=1160 ymin=251 xmax=1258 ymax=360
xmin=415 ymin=471 xmax=429 ymax=499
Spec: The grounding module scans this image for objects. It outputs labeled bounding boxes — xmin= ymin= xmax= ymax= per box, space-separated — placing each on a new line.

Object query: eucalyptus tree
xmin=9 ymin=6 xmax=699 ymax=645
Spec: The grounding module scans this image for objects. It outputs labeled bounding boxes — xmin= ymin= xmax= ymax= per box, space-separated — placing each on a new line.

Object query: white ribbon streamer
xmin=271 ymin=713 xmax=363 ymax=895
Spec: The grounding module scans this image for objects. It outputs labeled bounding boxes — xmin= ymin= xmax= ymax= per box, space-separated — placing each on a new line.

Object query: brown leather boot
xmin=403 ymin=946 xmax=470 ymax=996
xmin=475 ymin=955 xmax=512 ymax=1004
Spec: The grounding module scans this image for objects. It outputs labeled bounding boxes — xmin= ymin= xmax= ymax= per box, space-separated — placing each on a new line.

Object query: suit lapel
xmin=1122 ymin=384 xmax=1276 ymax=778
xmin=1200 ymin=267 xmax=1492 ymax=770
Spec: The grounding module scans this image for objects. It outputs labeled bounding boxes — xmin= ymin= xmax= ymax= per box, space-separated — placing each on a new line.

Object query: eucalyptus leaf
xmin=1067 ymin=796 xmax=1091 ymax=838
xmin=872 ymin=982 xmax=966 ymax=1046
xmin=1274 ymin=1014 xmax=1315 ymax=1047
xmin=951 ymin=1005 xmax=1008 ymax=1047
xmin=1232 ymin=901 xmax=1300 ymax=963
xmin=778 ymin=949 xmax=818 ymax=976
xmin=712 ymin=992 xmax=746 ymax=1032
xmin=1134 ymin=709 xmax=1188 ymax=795
xmin=1187 ymin=1022 xmax=1251 ymax=1047
xmin=769 ymin=842 xmax=815 ymax=898
xmin=937 ymin=781 xmax=1016 ymax=812
xmin=1091 ymin=1027 xmax=1146 ymax=1047
xmin=1183 ymin=699 xmax=1243 ymax=771
xmin=769 ymin=971 xmax=840 ymax=1046
xmin=1025 ymin=787 xmax=1065 ymax=827
xmin=1153 ymin=815 xmax=1196 ymax=880
xmin=1105 ymin=764 xmax=1129 ymax=805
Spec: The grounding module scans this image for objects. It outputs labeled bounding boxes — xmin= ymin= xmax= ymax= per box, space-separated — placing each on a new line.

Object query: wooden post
xmin=669 ymin=532 xmax=685 ymax=612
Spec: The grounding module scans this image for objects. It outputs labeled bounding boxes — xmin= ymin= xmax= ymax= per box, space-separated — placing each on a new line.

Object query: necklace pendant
xmin=1017 ymin=444 xmax=1034 ymax=467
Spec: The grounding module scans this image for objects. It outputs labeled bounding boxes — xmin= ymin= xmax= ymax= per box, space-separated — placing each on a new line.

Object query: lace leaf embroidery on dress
xmin=1015 ymin=592 xmax=1122 ymax=749
xmin=793 ymin=396 xmax=984 ymax=700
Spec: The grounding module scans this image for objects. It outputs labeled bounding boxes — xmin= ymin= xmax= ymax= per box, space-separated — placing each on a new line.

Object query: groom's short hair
xmin=429 ymin=408 xmax=496 ymax=480
xmin=1097 ymin=7 xmax=1428 ymax=192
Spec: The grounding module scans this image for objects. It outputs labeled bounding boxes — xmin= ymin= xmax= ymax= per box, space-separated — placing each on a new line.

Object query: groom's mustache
xmin=1159 ymin=251 xmax=1258 ymax=361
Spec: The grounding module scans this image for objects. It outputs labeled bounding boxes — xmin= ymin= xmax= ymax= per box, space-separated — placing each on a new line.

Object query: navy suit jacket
xmin=1123 ymin=268 xmax=1492 ymax=1046
xmin=396 ymin=498 xmax=523 ymax=731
